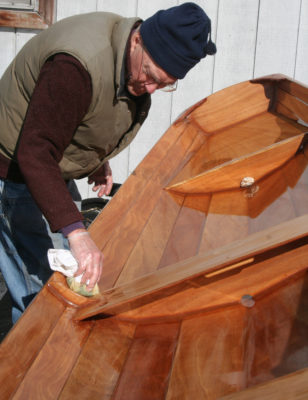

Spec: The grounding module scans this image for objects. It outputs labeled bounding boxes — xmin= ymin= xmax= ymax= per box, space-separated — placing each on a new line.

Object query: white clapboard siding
xmin=0 ymin=0 xmax=307 ymax=199
xmin=56 ymin=0 xmax=97 ymax=20
xmin=213 ymin=0 xmax=259 ymax=92
xmin=0 ymin=28 xmax=15 ymax=77
xmin=295 ymin=0 xmax=308 ymax=85
xmin=254 ymin=0 xmax=301 ymax=78
xmin=97 ymin=0 xmax=138 ymax=16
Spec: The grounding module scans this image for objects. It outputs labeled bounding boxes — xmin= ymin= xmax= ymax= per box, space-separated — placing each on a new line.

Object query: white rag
xmin=47 ymin=249 xmax=83 ymax=283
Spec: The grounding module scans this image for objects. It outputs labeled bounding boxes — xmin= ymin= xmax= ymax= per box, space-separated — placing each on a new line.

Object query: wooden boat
xmin=1 ymin=74 xmax=308 ymax=399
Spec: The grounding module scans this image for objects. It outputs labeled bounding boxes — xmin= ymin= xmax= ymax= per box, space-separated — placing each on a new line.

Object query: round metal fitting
xmin=240 ymin=177 xmax=255 ymax=188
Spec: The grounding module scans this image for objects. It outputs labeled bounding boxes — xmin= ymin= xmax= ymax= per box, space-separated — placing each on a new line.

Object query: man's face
xmin=126 ymin=33 xmax=177 ymax=96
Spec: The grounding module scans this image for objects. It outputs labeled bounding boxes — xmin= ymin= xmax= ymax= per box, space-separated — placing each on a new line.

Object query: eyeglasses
xmin=140 ymin=46 xmax=178 ymax=93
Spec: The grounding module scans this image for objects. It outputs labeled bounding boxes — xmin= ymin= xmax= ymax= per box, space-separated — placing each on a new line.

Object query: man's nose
xmin=145 ymin=82 xmax=159 ymax=94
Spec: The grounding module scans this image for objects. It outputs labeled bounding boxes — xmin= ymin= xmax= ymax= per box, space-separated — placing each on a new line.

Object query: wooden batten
xmin=74 ymin=215 xmax=308 ymax=321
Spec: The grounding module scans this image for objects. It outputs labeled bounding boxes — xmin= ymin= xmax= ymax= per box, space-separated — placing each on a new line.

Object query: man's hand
xmin=88 ymin=161 xmax=113 ymax=197
xmin=68 ymin=229 xmax=103 ymax=291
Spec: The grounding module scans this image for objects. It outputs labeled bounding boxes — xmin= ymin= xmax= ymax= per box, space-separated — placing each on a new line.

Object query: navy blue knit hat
xmin=140 ymin=2 xmax=216 ymax=79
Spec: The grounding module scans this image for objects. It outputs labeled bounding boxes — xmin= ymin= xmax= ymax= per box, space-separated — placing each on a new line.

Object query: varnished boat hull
xmin=1 ymin=74 xmax=308 ymax=399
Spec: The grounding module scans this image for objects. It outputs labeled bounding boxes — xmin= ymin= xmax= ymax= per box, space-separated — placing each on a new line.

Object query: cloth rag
xmin=47 ymin=249 xmax=99 ymax=297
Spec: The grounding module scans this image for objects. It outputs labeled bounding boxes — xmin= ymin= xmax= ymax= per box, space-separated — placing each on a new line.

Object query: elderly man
xmin=0 ymin=2 xmax=216 ymax=322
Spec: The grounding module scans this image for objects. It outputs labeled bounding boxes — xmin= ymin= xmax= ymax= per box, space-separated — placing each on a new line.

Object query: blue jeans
xmin=0 ymin=179 xmax=81 ymax=323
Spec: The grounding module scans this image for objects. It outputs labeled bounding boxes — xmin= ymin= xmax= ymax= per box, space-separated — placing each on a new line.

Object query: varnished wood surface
xmin=59 ymin=319 xmax=136 ymax=400
xmin=1 ymin=75 xmax=308 ymax=399
xmin=0 ymin=0 xmax=56 ymax=29
xmin=74 ymin=215 xmax=308 ymax=320
xmin=0 ymin=285 xmax=65 ymax=399
xmin=167 ymin=132 xmax=306 ymax=194
xmin=219 ymin=367 xmax=308 ymax=400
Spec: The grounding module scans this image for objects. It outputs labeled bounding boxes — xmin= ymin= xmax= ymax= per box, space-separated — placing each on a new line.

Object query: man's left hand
xmin=88 ymin=161 xmax=113 ymax=197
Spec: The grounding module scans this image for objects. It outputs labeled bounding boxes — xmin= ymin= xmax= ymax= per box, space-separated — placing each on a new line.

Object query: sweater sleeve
xmin=16 ymin=53 xmax=92 ymax=232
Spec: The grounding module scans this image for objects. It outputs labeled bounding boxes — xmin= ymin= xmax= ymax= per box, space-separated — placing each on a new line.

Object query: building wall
xmin=1 ymin=0 xmax=308 ymax=198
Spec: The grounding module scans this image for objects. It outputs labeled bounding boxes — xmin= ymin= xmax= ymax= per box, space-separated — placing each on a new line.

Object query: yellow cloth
xmin=66 ymin=276 xmax=100 ymax=297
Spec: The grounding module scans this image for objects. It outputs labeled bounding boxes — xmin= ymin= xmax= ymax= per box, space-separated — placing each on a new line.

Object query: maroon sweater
xmin=0 ymin=53 xmax=101 ymax=234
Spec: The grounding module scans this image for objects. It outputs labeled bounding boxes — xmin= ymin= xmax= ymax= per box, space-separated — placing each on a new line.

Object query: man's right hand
xmin=67 ymin=229 xmax=103 ymax=291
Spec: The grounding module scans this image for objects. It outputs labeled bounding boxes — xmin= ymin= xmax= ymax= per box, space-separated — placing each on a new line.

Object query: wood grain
xmin=219 ymin=368 xmax=308 ymax=400
xmin=115 ymin=191 xmax=184 ymax=285
xmin=189 ymin=80 xmax=273 ymax=133
xmin=97 ymin=122 xmax=206 ymax=291
xmin=113 ymin=322 xmax=180 ymax=400
xmin=0 ymin=286 xmax=64 ymax=399
xmin=0 ymin=0 xmax=56 ymax=29
xmin=74 ymin=215 xmax=308 ymax=320
xmin=59 ymin=318 xmax=135 ymax=400
xmin=167 ymin=134 xmax=305 ymax=194
xmin=117 ymin=240 xmax=308 ymax=323
xmin=276 ymin=88 xmax=308 ymax=124
xmin=168 ymin=111 xmax=306 ymax=189
xmin=12 ymin=308 xmax=93 ymax=399
xmin=166 ymin=306 xmax=247 ymax=399
xmin=158 ymin=194 xmax=209 ymax=268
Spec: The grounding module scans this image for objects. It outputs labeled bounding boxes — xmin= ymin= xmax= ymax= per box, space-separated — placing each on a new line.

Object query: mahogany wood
xmin=189 ymin=80 xmax=273 ymax=133
xmin=219 ymin=368 xmax=308 ymax=400
xmin=1 ymin=75 xmax=308 ymax=399
xmin=168 ymin=111 xmax=306 ymax=189
xmin=167 ymin=133 xmax=306 ymax=194
xmin=74 ymin=215 xmax=308 ymax=320
xmin=115 ymin=241 xmax=308 ymax=323
xmin=113 ymin=322 xmax=180 ymax=400
xmin=12 ymin=308 xmax=93 ymax=399
xmin=59 ymin=319 xmax=136 ymax=399
xmin=0 ymin=285 xmax=65 ymax=399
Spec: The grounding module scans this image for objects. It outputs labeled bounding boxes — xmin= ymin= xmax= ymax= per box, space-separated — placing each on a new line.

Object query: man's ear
xmin=130 ymin=30 xmax=142 ymax=52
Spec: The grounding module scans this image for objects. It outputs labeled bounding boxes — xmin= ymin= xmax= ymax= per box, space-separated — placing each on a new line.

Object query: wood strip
xmin=286 ymin=162 xmax=308 ymax=216
xmin=59 ymin=318 xmax=136 ymax=400
xmin=247 ymin=153 xmax=307 ymax=234
xmin=166 ymin=306 xmax=247 ymax=399
xmin=88 ymin=122 xmax=187 ymax=247
xmin=98 ymin=122 xmax=206 ymax=290
xmin=276 ymin=88 xmax=308 ymax=124
xmin=278 ymin=77 xmax=308 ymax=104
xmin=168 ymin=112 xmax=306 ymax=189
xmin=167 ymin=273 xmax=308 ymax=399
xmin=74 ymin=214 xmax=308 ymax=321
xmin=115 ymin=191 xmax=184 ymax=285
xmin=113 ymin=322 xmax=180 ymax=400
xmin=243 ymin=277 xmax=308 ymax=387
xmin=167 ymin=134 xmax=305 ymax=194
xmin=189 ymin=80 xmax=272 ymax=133
xmin=0 ymin=286 xmax=65 ymax=399
xmin=249 ymin=188 xmax=297 ymax=235
xmin=200 ymin=213 xmax=250 ymax=253
xmin=117 ymin=240 xmax=308 ymax=323
xmin=276 ymin=102 xmax=299 ymax=121
xmin=219 ymin=367 xmax=308 ymax=400
xmin=158 ymin=194 xmax=209 ymax=268
xmin=12 ymin=308 xmax=93 ymax=399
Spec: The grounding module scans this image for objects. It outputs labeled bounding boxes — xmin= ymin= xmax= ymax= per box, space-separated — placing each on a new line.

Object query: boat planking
xmin=1 ymin=74 xmax=308 ymax=399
